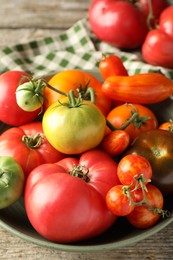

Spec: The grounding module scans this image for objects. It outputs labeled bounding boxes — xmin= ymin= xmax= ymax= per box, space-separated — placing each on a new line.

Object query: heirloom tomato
xmin=106 ymin=103 xmax=158 ymax=142
xmin=0 ymin=122 xmax=65 ymax=177
xmin=24 ymin=149 xmax=119 ymax=243
xmin=0 ymin=156 xmax=25 ymax=209
xmin=42 ymin=94 xmax=106 ymax=154
xmin=126 ymin=184 xmax=164 ymax=229
xmin=44 ymin=69 xmax=111 ymax=116
xmin=125 ymin=129 xmax=173 ymax=195
xmin=0 ymin=70 xmax=40 ymax=126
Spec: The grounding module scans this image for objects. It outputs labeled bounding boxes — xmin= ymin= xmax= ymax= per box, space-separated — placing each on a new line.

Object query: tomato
xmin=142 ymin=29 xmax=173 ymax=69
xmin=117 ymin=154 xmax=152 ymax=189
xmin=106 ymin=103 xmax=158 ymax=142
xmin=137 ymin=0 xmax=168 ymax=28
xmin=0 ymin=71 xmax=40 ymax=126
xmin=125 ymin=129 xmax=173 ymax=195
xmin=126 ymin=184 xmax=164 ymax=229
xmin=102 ymin=73 xmax=173 ymax=104
xmin=0 ymin=156 xmax=25 ymax=209
xmin=88 ymin=0 xmax=148 ymax=49
xmin=0 ymin=122 xmax=65 ymax=177
xmin=44 ymin=69 xmax=111 ymax=116
xmin=24 ymin=149 xmax=119 ymax=243
xmin=159 ymin=120 xmax=173 ymax=132
xmin=106 ymin=184 xmax=135 ymax=216
xmin=159 ymin=5 xmax=173 ymax=39
xmin=42 ymin=93 xmax=106 ymax=154
xmin=100 ymin=130 xmax=130 ymax=157
xmin=98 ymin=54 xmax=128 ymax=80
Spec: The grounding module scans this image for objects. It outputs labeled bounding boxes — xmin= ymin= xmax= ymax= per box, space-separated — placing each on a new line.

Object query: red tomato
xmin=24 ymin=149 xmax=120 ymax=243
xmin=106 ymin=184 xmax=135 ymax=216
xmin=88 ymin=0 xmax=148 ymax=49
xmin=142 ymin=29 xmax=173 ymax=69
xmin=44 ymin=69 xmax=111 ymax=116
xmin=127 ymin=184 xmax=164 ymax=229
xmin=137 ymin=0 xmax=168 ymax=27
xmin=0 ymin=71 xmax=40 ymax=126
xmin=100 ymin=130 xmax=130 ymax=157
xmin=0 ymin=122 xmax=65 ymax=177
xmin=159 ymin=5 xmax=173 ymax=39
xmin=98 ymin=54 xmax=128 ymax=80
xmin=106 ymin=103 xmax=158 ymax=142
xmin=117 ymin=154 xmax=152 ymax=189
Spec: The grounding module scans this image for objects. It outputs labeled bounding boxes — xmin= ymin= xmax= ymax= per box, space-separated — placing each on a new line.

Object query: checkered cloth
xmin=0 ymin=17 xmax=173 ymax=79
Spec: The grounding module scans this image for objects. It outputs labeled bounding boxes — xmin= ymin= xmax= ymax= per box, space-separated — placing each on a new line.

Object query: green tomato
xmin=16 ymin=80 xmax=45 ymax=112
xmin=0 ymin=156 xmax=25 ymax=209
xmin=42 ymin=97 xmax=106 ymax=154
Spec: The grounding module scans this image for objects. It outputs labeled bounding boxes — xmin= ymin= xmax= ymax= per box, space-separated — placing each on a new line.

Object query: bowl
xmin=0 ymin=70 xmax=173 ymax=252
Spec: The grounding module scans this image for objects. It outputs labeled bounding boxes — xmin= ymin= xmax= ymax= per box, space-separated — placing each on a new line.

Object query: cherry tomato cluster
xmin=88 ymin=0 xmax=173 ymax=68
xmin=0 ymin=55 xmax=173 ymax=243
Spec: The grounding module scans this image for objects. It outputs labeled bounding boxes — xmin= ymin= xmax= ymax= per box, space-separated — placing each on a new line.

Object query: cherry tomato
xmin=98 ymin=54 xmax=128 ymax=80
xmin=159 ymin=5 xmax=173 ymax=39
xmin=106 ymin=184 xmax=135 ymax=216
xmin=100 ymin=130 xmax=130 ymax=157
xmin=117 ymin=154 xmax=152 ymax=189
xmin=159 ymin=121 xmax=173 ymax=132
xmin=106 ymin=103 xmax=158 ymax=142
xmin=126 ymin=184 xmax=164 ymax=229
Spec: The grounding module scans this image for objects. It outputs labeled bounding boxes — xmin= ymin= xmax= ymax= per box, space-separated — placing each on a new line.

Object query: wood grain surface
xmin=0 ymin=1 xmax=173 ymax=259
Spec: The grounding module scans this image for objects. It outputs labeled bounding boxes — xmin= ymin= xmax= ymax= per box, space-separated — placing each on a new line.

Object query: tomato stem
xmin=22 ymin=134 xmax=43 ymax=149
xmin=69 ymin=164 xmax=90 ymax=182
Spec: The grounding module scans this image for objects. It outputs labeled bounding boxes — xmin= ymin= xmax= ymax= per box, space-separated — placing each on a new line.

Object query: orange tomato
xmin=106 ymin=103 xmax=158 ymax=142
xmin=159 ymin=121 xmax=173 ymax=132
xmin=44 ymin=69 xmax=112 ymax=116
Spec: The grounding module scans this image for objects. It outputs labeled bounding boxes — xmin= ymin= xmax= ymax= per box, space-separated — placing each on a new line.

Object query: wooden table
xmin=0 ymin=1 xmax=173 ymax=259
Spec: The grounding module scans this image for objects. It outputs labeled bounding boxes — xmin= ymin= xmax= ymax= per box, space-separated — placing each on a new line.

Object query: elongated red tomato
xmin=102 ymin=73 xmax=173 ymax=104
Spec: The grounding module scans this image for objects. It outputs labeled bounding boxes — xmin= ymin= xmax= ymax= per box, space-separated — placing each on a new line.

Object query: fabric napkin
xmin=0 ymin=17 xmax=173 ymax=80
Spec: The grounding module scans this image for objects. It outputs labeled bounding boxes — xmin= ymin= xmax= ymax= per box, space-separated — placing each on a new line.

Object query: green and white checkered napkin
xmin=0 ymin=17 xmax=173 ymax=79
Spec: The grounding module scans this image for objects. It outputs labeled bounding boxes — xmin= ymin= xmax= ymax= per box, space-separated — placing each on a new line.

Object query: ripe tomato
xmin=0 ymin=156 xmax=25 ymax=209
xmin=159 ymin=5 xmax=173 ymax=39
xmin=125 ymin=129 xmax=173 ymax=195
xmin=100 ymin=130 xmax=130 ymax=157
xmin=106 ymin=184 xmax=135 ymax=216
xmin=137 ymin=0 xmax=168 ymax=27
xmin=0 ymin=122 xmax=65 ymax=177
xmin=98 ymin=54 xmax=128 ymax=80
xmin=42 ymin=95 xmax=106 ymax=154
xmin=159 ymin=121 xmax=173 ymax=132
xmin=106 ymin=103 xmax=158 ymax=142
xmin=88 ymin=0 xmax=148 ymax=49
xmin=44 ymin=69 xmax=111 ymax=116
xmin=24 ymin=149 xmax=119 ymax=243
xmin=0 ymin=71 xmax=40 ymax=126
xmin=117 ymin=154 xmax=152 ymax=189
xmin=126 ymin=184 xmax=164 ymax=229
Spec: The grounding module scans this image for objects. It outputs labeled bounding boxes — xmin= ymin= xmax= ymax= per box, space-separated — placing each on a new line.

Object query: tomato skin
xmin=125 ymin=129 xmax=173 ymax=195
xmin=42 ymin=98 xmax=106 ymax=154
xmin=102 ymin=73 xmax=173 ymax=104
xmin=0 ymin=122 xmax=65 ymax=177
xmin=0 ymin=156 xmax=25 ymax=209
xmin=99 ymin=54 xmax=128 ymax=80
xmin=24 ymin=149 xmax=119 ymax=243
xmin=106 ymin=185 xmax=135 ymax=216
xmin=126 ymin=184 xmax=164 ymax=229
xmin=0 ymin=71 xmax=40 ymax=126
xmin=88 ymin=0 xmax=148 ymax=49
xmin=100 ymin=130 xmax=130 ymax=157
xmin=106 ymin=103 xmax=158 ymax=142
xmin=44 ymin=69 xmax=111 ymax=116
xmin=117 ymin=154 xmax=152 ymax=188
xmin=142 ymin=29 xmax=173 ymax=69
xmin=159 ymin=5 xmax=173 ymax=39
